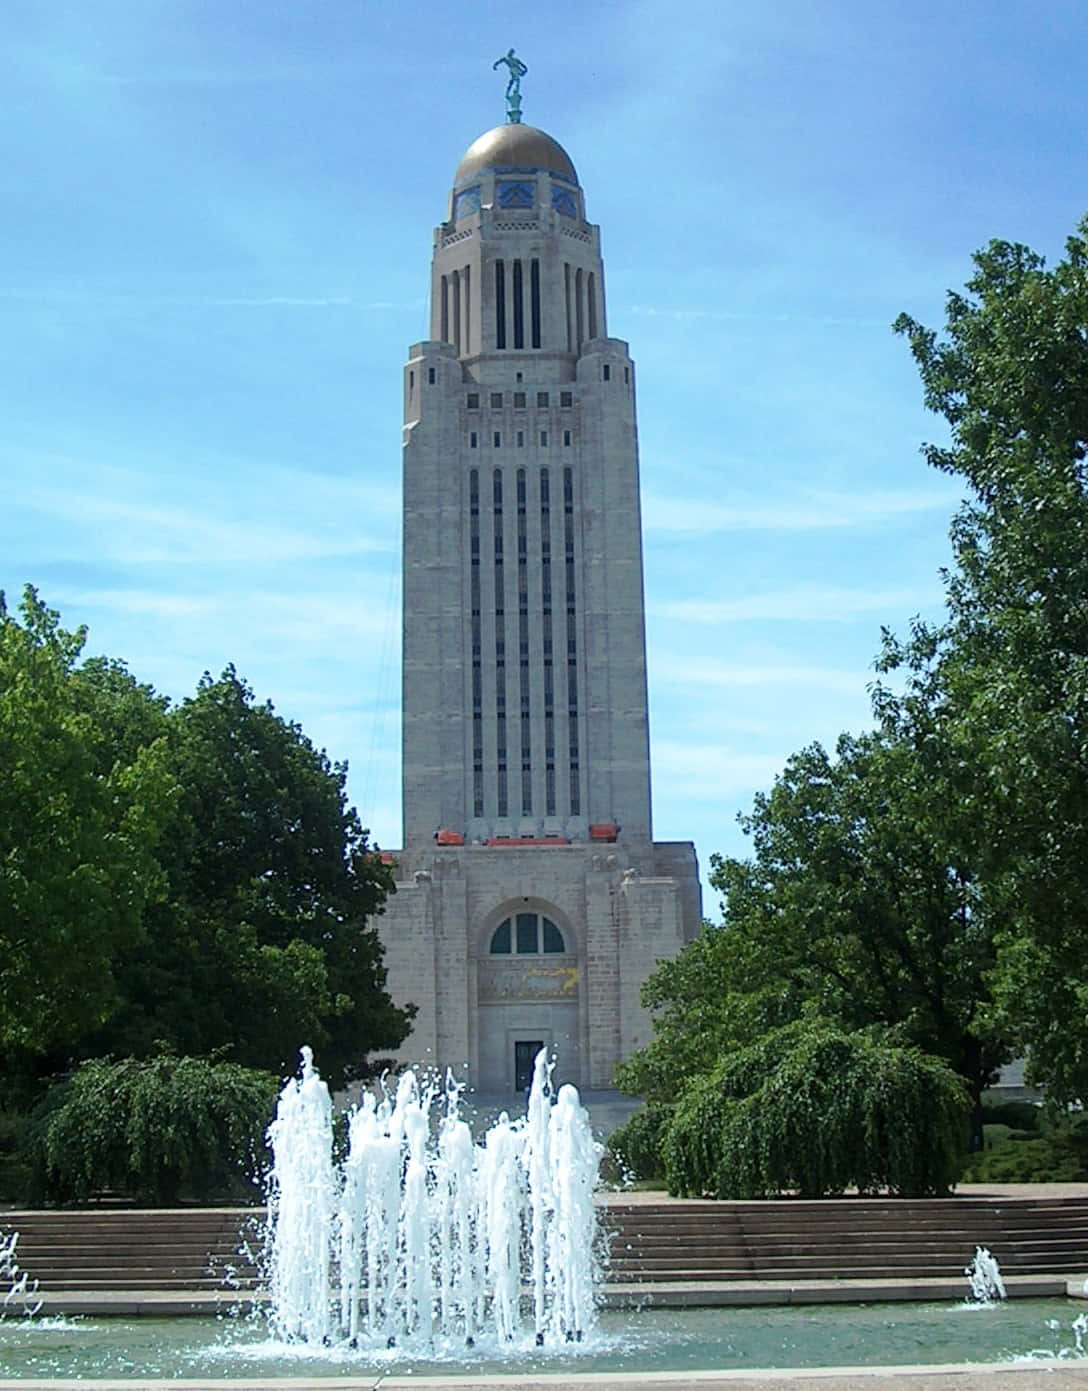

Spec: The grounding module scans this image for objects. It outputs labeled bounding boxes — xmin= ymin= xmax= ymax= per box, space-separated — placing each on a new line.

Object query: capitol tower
xmin=377 ymin=69 xmax=701 ymax=1096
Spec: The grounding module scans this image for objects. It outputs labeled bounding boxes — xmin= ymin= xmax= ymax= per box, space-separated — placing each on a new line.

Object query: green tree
xmin=886 ymin=216 xmax=1088 ymax=1103
xmin=657 ymin=1020 xmax=967 ymax=1199
xmin=27 ymin=1053 xmax=280 ymax=1205
xmin=96 ymin=668 xmax=412 ymax=1088
xmin=615 ymin=729 xmax=1007 ymax=1170
xmin=0 ymin=588 xmax=169 ymax=1062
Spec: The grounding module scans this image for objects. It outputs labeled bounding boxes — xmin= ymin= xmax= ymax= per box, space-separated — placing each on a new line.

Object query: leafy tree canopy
xmin=655 ymin=1020 xmax=967 ymax=1199
xmin=27 ymin=1053 xmax=281 ymax=1205
xmin=92 ymin=667 xmax=412 ymax=1090
xmin=0 ymin=588 xmax=171 ymax=1058
xmin=884 ymin=217 xmax=1088 ymax=1103
xmin=618 ymin=216 xmax=1088 ymax=1187
xmin=618 ymin=731 xmax=1008 ymax=1135
xmin=1 ymin=591 xmax=411 ymax=1098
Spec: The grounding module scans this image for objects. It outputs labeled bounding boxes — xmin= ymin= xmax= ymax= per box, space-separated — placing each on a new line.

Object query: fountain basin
xmin=1 ymin=1299 xmax=1087 ymax=1380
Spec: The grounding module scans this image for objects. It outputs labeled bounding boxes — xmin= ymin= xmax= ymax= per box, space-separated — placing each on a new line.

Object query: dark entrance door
xmin=514 ymin=1040 xmax=544 ymax=1093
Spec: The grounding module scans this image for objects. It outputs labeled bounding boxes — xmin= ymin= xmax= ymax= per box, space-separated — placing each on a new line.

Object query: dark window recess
xmin=494 ymin=432 xmax=501 ymax=448
xmin=495 ymin=260 xmax=506 ymax=349
xmin=560 ymin=391 xmax=573 ymax=407
xmin=514 ymin=391 xmax=526 ymax=408
xmin=530 ymin=259 xmax=542 ymax=348
xmin=467 ymin=392 xmax=480 ymax=409
xmin=491 ymin=392 xmax=503 ymax=408
xmin=429 ymin=366 xmax=436 ymax=384
xmin=540 ymin=430 xmax=548 ymax=447
xmin=564 ymin=430 xmax=571 ymax=447
xmin=517 ymin=913 xmax=538 ymax=954
xmin=602 ymin=364 xmax=610 ymax=381
xmin=515 ymin=1040 xmax=543 ymax=1092
xmin=513 ymin=259 xmax=524 ymax=349
xmin=470 ymin=431 xmax=478 ymax=448
xmin=537 ymin=391 xmax=549 ymax=407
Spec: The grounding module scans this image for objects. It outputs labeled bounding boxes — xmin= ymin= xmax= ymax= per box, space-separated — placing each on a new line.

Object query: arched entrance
xmin=475 ymin=900 xmax=581 ymax=1093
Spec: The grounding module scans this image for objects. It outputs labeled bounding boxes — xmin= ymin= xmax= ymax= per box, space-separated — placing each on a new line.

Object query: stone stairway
xmin=3 ymin=1194 xmax=1086 ymax=1297
xmin=602 ymin=1195 xmax=1088 ymax=1283
xmin=2 ymin=1208 xmax=262 ymax=1292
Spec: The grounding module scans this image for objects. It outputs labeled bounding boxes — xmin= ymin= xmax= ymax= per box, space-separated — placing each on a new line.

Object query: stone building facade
xmin=376 ymin=119 xmax=701 ymax=1095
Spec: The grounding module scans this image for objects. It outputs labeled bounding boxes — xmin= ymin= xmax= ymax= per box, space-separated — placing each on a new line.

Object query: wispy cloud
xmin=70 ymin=589 xmax=399 ymax=642
xmin=654 ymin=656 xmax=864 ymax=695
xmin=0 ymin=286 xmax=416 ymax=312
xmin=652 ymin=584 xmax=943 ymax=625
xmin=16 ymin=460 xmax=399 ymax=570
xmin=642 ymin=489 xmax=952 ymax=535
xmin=628 ymin=304 xmax=889 ymax=329
xmin=652 ymin=740 xmax=787 ymax=794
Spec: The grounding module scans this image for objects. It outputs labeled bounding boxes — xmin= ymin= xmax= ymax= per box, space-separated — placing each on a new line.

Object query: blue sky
xmin=3 ymin=0 xmax=1086 ymax=915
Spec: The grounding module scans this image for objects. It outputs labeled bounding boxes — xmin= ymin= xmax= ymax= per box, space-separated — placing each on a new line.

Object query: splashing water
xmin=1 ymin=1231 xmax=42 ymax=1319
xmin=265 ymin=1045 xmax=336 ymax=1343
xmin=965 ymin=1245 xmax=1006 ymax=1303
xmin=265 ymin=1045 xmax=601 ymax=1352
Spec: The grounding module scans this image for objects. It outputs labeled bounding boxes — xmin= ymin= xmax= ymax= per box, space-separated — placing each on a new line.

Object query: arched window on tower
xmin=489 ymin=913 xmax=566 ymax=955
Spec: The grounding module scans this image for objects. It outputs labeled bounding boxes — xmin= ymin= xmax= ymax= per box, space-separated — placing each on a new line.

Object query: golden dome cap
xmin=454 ymin=124 xmax=578 ymax=187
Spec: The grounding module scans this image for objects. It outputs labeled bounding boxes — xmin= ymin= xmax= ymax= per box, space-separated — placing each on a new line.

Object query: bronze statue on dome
xmin=493 ymin=48 xmax=527 ymax=124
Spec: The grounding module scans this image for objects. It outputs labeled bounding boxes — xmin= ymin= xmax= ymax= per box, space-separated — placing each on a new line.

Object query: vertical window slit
xmin=563 ymin=466 xmax=579 ymax=815
xmin=470 ymin=469 xmax=482 ymax=816
xmin=441 ymin=275 xmax=449 ymax=344
xmin=493 ymin=467 xmax=506 ymax=817
xmin=530 ymin=259 xmax=541 ymax=349
xmin=495 ymin=260 xmax=506 ymax=350
xmin=513 ymin=259 xmax=524 ymax=349
xmin=463 ymin=264 xmax=471 ymax=355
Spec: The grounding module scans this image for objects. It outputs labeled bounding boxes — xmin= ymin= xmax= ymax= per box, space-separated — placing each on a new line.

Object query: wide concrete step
xmin=6 ymin=1196 xmax=1088 ymax=1293
xmin=619 ymin=1236 xmax=1087 ymax=1255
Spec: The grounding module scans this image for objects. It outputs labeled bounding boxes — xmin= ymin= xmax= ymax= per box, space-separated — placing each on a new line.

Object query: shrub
xmin=962 ymin=1111 xmax=1088 ymax=1183
xmin=981 ymin=1100 xmax=1042 ymax=1132
xmin=661 ymin=1021 xmax=969 ymax=1199
xmin=26 ymin=1054 xmax=281 ymax=1205
xmin=0 ymin=1111 xmax=31 ymax=1202
xmin=607 ymin=1104 xmax=669 ymax=1183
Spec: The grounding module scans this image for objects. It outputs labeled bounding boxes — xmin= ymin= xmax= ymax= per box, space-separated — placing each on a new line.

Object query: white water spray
xmin=266 ymin=1045 xmax=337 ymax=1343
xmin=1 ymin=1232 xmax=41 ymax=1319
xmin=265 ymin=1045 xmax=601 ymax=1351
xmin=965 ymin=1245 xmax=1006 ymax=1303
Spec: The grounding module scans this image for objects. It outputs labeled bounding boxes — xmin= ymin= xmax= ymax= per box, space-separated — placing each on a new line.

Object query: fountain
xmin=3 ymin=1059 xmax=1087 ymax=1379
xmin=264 ymin=1044 xmax=600 ymax=1353
xmin=0 ymin=1231 xmax=41 ymax=1319
xmin=965 ymin=1245 xmax=1007 ymax=1303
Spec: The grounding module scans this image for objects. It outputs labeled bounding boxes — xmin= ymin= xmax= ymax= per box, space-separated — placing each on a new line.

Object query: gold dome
xmin=454 ymin=124 xmax=578 ymax=187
